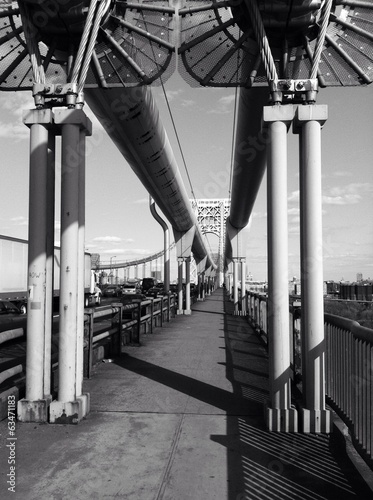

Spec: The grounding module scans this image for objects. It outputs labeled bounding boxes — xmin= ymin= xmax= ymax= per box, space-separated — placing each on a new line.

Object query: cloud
xmin=288 ymin=191 xmax=299 ymax=202
xmin=321 ymin=182 xmax=373 ymax=205
xmin=252 ymin=211 xmax=267 ymax=219
xmin=93 ymin=236 xmax=122 ymax=243
xmin=288 ymin=208 xmax=299 ymax=215
xmin=328 ymin=183 xmax=373 ymax=196
xmin=322 ymin=194 xmax=361 ymax=205
xmin=10 ymin=216 xmax=28 ymax=226
xmin=101 ymin=248 xmax=151 ymax=256
xmin=207 ymin=94 xmax=235 ymax=114
xmin=332 ymin=171 xmax=353 ymax=178
xmin=0 ymin=121 xmax=29 ymax=140
xmin=133 ymin=197 xmax=149 ymax=205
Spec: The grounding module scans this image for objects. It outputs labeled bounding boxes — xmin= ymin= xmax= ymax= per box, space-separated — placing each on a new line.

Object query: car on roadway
xmin=0 ymin=299 xmax=24 ymax=315
xmin=121 ymin=282 xmax=140 ymax=296
xmin=102 ymin=285 xmax=122 ymax=297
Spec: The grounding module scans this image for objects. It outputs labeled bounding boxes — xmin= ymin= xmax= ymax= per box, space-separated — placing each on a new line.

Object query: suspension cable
xmin=311 ymin=0 xmax=333 ymax=79
xmin=229 ymin=84 xmax=238 ymax=202
xmin=243 ymin=0 xmax=278 ymax=84
xmin=140 ymin=8 xmax=198 ymax=205
xmin=19 ymin=2 xmax=45 ymax=84
xmin=70 ymin=0 xmax=99 ymax=83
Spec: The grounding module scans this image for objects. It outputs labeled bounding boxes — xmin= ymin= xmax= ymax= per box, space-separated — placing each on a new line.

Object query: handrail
xmin=325 ymin=313 xmax=373 ymax=342
xmin=0 ymin=294 xmax=177 ymax=419
xmin=245 ymin=290 xmax=373 ymax=466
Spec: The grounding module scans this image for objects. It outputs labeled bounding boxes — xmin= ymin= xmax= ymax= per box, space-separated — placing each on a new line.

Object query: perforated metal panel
xmin=0 ymin=0 xmax=176 ymax=89
xmin=178 ymin=0 xmax=373 ymax=87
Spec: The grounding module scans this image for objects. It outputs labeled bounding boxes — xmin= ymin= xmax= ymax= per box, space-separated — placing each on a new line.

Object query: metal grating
xmin=0 ymin=0 xmax=176 ymax=90
xmin=178 ymin=0 xmax=373 ymax=87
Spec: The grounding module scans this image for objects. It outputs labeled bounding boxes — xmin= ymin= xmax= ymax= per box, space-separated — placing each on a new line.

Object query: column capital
xmin=23 ymin=108 xmax=55 ymax=128
xmin=54 ymin=109 xmax=92 ymax=136
xmin=262 ymin=105 xmax=296 ymax=128
xmin=293 ymin=104 xmax=328 ymax=134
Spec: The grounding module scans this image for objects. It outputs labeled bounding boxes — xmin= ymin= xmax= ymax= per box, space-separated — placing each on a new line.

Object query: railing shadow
xmin=112 ymin=289 xmax=367 ymax=499
xmin=219 ymin=291 xmax=369 ymax=500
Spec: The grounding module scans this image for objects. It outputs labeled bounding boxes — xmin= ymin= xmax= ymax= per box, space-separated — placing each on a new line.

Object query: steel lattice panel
xmin=0 ymin=0 xmax=176 ymax=89
xmin=178 ymin=0 xmax=373 ymax=87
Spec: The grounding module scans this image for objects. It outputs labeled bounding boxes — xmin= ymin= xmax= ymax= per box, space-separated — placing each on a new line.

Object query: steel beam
xmin=263 ymin=105 xmax=298 ymax=432
xmin=294 ymin=105 xmax=331 ymax=433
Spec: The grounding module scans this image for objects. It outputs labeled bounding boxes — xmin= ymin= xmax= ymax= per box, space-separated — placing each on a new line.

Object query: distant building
xmin=356 ymin=272 xmax=363 ymax=282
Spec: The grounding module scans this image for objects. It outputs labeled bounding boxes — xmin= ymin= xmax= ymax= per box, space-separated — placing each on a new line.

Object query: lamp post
xmin=110 ymin=256 xmax=116 ymax=284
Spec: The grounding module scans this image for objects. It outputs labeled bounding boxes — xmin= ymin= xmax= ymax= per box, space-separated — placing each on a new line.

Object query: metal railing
xmin=325 ymin=314 xmax=373 ymax=465
xmin=0 ymin=294 xmax=176 ymax=419
xmin=245 ymin=290 xmax=373 ymax=465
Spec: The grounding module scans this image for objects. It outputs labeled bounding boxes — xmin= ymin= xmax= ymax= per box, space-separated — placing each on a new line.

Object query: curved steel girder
xmin=229 ymin=86 xmax=269 ymax=230
xmin=224 ymin=86 xmax=269 ymax=269
xmin=84 ymin=86 xmax=215 ymax=267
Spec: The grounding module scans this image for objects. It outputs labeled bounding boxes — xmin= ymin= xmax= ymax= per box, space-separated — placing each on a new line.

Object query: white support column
xmin=185 ymin=257 xmax=191 ymax=314
xmin=18 ymin=109 xmax=54 ymax=423
xmin=44 ymin=132 xmax=55 ymax=399
xmin=294 ymin=105 xmax=331 ymax=433
xmin=50 ymin=110 xmax=91 ymax=424
xmin=177 ymin=258 xmax=184 ymax=315
xmin=263 ymin=105 xmax=298 ymax=432
xmin=241 ymin=259 xmax=246 ymax=315
xmin=197 ymin=273 xmax=202 ymax=300
xmin=233 ymin=258 xmax=239 ymax=313
xmin=200 ymin=271 xmax=206 ymax=300
xmin=76 ymin=128 xmax=85 ymax=404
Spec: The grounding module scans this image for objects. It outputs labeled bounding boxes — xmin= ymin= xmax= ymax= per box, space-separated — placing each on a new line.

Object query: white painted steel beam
xmin=263 ymin=105 xmax=298 ymax=432
xmin=294 ymin=105 xmax=331 ymax=433
xmin=18 ymin=109 xmax=54 ymax=423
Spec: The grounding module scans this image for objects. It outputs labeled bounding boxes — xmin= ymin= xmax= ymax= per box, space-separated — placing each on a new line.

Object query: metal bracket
xmin=32 ymin=83 xmax=79 ymax=109
xmin=270 ymin=79 xmax=319 ymax=104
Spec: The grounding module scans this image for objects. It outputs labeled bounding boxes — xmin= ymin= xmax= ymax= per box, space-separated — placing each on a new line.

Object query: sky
xmin=0 ymin=72 xmax=372 ymax=283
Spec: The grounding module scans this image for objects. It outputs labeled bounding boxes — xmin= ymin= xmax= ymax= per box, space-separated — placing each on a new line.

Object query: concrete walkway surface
xmin=1 ymin=288 xmax=372 ymax=499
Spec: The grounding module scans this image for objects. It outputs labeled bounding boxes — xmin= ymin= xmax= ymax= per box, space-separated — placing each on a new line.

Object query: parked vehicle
xmin=102 ymin=285 xmax=122 ymax=297
xmin=121 ymin=282 xmax=140 ymax=295
xmin=141 ymin=277 xmax=158 ymax=293
xmin=0 ymin=234 xmax=101 ymax=311
xmin=0 ymin=299 xmax=23 ymax=315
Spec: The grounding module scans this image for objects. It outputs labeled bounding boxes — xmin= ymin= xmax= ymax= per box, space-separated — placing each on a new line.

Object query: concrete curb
xmin=330 ymin=412 xmax=373 ymax=497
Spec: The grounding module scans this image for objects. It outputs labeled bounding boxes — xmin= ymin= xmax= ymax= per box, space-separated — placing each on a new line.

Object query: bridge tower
xmin=191 ymin=199 xmax=230 ymax=287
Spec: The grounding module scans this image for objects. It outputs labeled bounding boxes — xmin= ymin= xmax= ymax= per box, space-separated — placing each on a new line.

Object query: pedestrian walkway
xmin=1 ymin=289 xmax=372 ymax=499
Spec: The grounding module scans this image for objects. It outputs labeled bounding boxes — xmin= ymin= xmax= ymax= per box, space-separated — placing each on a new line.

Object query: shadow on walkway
xmin=113 ymin=289 xmax=370 ymax=499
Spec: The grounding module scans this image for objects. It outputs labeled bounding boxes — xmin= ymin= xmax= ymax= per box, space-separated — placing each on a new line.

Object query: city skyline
xmin=0 ymin=72 xmax=372 ymax=282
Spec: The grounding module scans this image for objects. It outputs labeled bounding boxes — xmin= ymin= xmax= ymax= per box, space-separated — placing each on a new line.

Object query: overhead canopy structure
xmin=177 ymin=0 xmax=373 ymax=267
xmin=1 ymin=1 xmax=373 ymax=269
xmin=178 ymin=0 xmax=373 ymax=88
xmin=0 ymin=0 xmax=216 ymax=269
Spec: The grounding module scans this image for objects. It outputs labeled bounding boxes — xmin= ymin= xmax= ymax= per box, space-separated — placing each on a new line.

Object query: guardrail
xmin=245 ymin=290 xmax=373 ymax=466
xmin=0 ymin=294 xmax=176 ymax=420
xmin=325 ymin=314 xmax=373 ymax=467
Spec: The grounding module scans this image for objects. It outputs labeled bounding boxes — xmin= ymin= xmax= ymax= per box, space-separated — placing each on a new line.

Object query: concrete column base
xmin=266 ymin=406 xmax=298 ymax=432
xmin=176 ymin=310 xmax=183 ymax=315
xmin=301 ymin=408 xmax=331 ymax=433
xmin=17 ymin=396 xmax=52 ymax=423
xmin=184 ymin=309 xmax=192 ymax=315
xmin=49 ymin=393 xmax=90 ymax=424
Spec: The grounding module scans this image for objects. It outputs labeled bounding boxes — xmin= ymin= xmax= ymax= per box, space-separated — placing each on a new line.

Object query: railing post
xmin=85 ymin=309 xmax=94 ymax=379
xmin=112 ymin=303 xmax=123 ymax=355
xmin=150 ymin=299 xmax=154 ymax=333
